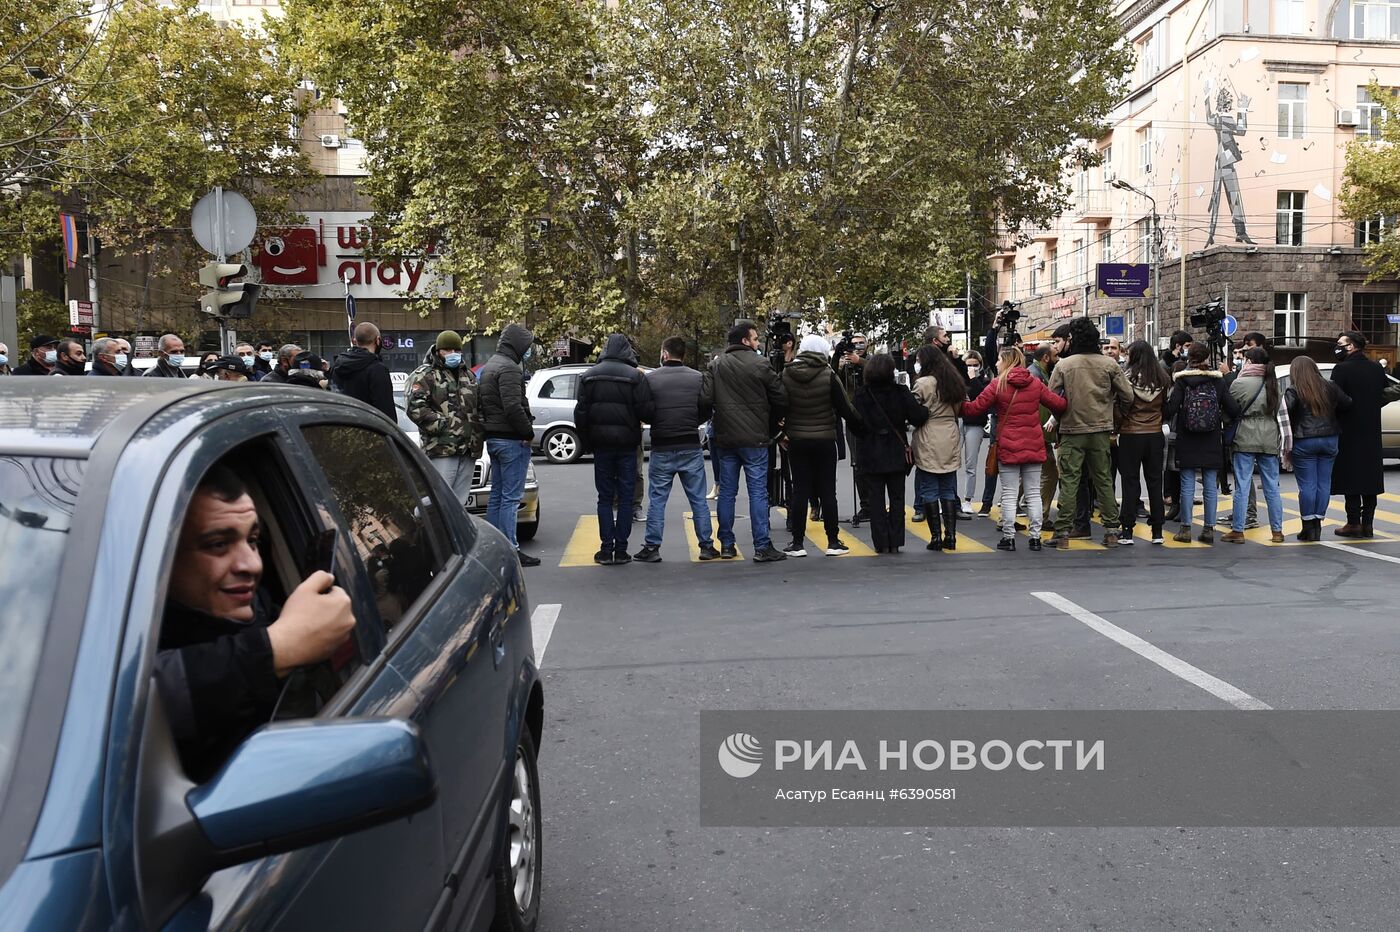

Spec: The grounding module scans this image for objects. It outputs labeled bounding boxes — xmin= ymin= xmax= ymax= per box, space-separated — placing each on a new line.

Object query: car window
xmin=538 ymin=374 xmax=578 ymax=400
xmin=0 ymin=456 xmax=82 ymax=806
xmin=301 ymin=425 xmax=448 ymax=632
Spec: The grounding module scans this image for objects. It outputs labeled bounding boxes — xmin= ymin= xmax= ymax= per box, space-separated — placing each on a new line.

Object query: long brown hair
xmin=1242 ymin=347 xmax=1279 ymax=414
xmin=1288 ymin=354 xmax=1334 ymax=419
xmin=916 ymin=346 xmax=966 ymax=406
xmin=995 ymin=346 xmax=1025 ymax=391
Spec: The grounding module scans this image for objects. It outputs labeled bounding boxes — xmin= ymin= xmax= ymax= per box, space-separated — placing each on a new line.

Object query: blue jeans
xmin=1231 ymin=451 xmax=1284 ymax=532
xmin=1179 ymin=468 xmax=1218 ymax=528
xmin=717 ymin=446 xmax=770 ymax=549
xmin=645 ymin=449 xmax=712 ymax=548
xmin=486 ymin=438 xmax=531 ymax=549
xmin=915 ymin=469 xmax=959 ymax=504
xmin=1291 ymin=435 xmax=1338 ymax=520
xmin=593 ymin=448 xmax=638 ymax=551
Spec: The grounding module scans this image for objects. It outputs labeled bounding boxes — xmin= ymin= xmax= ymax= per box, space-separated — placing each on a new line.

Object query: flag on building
xmin=60 ymin=213 xmax=79 ymax=269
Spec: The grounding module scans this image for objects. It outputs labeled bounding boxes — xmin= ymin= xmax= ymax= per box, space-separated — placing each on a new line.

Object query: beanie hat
xmin=436 ymin=330 xmax=464 ymax=351
xmin=799 ymin=335 xmax=831 ymax=356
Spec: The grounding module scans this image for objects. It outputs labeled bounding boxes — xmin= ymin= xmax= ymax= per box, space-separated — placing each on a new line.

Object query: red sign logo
xmin=255 ymin=228 xmax=321 ymax=285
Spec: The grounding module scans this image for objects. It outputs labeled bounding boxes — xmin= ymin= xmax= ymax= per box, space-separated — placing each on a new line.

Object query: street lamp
xmin=1111 ymin=178 xmax=1160 ymax=345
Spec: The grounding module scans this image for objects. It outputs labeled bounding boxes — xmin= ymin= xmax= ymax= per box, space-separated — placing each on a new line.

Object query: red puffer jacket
xmin=962 ymin=366 xmax=1068 ymax=465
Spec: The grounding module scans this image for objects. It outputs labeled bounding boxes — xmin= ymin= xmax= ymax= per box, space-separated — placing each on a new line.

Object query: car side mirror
xmin=188 ymin=718 xmax=436 ymax=860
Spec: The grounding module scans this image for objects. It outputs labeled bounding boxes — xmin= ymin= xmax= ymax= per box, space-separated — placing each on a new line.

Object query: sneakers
xmin=753 ymin=545 xmax=787 ymax=563
xmin=612 ymin=549 xmax=633 ymax=565
xmin=516 ymin=550 xmax=541 ymax=567
xmin=1028 ymin=537 xmax=1042 ymax=551
xmin=697 ymin=543 xmax=721 ymax=561
xmin=1150 ymin=530 xmax=1165 ymax=545
xmin=1221 ymin=530 xmax=1246 ymax=544
xmin=783 ymin=541 xmax=808 ymax=558
xmin=633 ymin=512 xmax=646 ymax=523
xmin=719 ymin=543 xmax=739 ymax=559
xmin=1101 ymin=532 xmax=1120 ymax=548
xmin=593 ymin=549 xmax=613 ymax=566
xmin=1117 ymin=536 xmax=1134 ymax=546
xmin=997 ymin=536 xmax=1016 ymax=551
xmin=1172 ymin=526 xmax=1193 ymax=543
xmin=911 ymin=508 xmax=925 ymax=523
xmin=825 ymin=539 xmax=851 ymax=556
xmin=960 ymin=499 xmax=976 ymax=518
xmin=633 ymin=545 xmax=662 ymax=563
xmin=706 ymin=486 xmax=718 ymax=500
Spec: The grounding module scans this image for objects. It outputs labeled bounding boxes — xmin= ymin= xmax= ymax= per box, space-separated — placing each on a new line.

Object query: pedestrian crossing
xmin=551 ymin=496 xmax=1400 ymax=566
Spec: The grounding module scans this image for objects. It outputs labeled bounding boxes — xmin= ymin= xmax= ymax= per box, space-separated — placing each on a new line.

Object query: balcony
xmin=1076 ymin=193 xmax=1112 ymax=224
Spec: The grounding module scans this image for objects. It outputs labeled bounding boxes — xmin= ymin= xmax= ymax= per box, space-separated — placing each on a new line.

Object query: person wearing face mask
xmin=332 ymin=322 xmax=395 ymax=419
xmin=88 ymin=337 xmax=129 ymax=376
xmin=959 ymin=351 xmax=990 ymax=516
xmin=47 ymin=338 xmax=87 ymax=376
xmin=0 ymin=341 xmax=10 ymax=375
xmin=14 ymin=334 xmax=60 ymax=375
xmin=234 ymin=342 xmax=257 ymax=375
xmin=406 ymin=329 xmax=483 ymax=509
xmin=1329 ymin=331 xmax=1394 ymax=538
xmin=144 ymin=334 xmax=189 ymax=378
xmin=115 ymin=338 xmax=140 ymax=376
xmin=1160 ymin=330 xmax=1193 ymax=371
xmin=252 ymin=340 xmax=276 ymax=380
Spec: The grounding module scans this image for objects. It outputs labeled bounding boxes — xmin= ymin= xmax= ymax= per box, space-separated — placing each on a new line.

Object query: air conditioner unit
xmin=1337 ymin=110 xmax=1359 ymax=127
xmin=1104 ymin=169 xmax=1118 ymax=183
xmin=1143 ymin=163 xmax=1153 ymax=175
xmin=320 ymin=134 xmax=342 ymax=148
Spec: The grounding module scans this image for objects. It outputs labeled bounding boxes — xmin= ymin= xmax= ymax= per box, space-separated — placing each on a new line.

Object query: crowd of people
xmin=569 ymin=314 xmax=1398 ymax=563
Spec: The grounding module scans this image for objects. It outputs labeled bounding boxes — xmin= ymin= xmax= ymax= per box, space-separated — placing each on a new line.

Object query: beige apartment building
xmin=989 ymin=0 xmax=1400 ymax=356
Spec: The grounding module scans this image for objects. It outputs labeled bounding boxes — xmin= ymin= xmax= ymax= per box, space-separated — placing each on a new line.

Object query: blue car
xmin=0 ymin=379 xmax=543 ymax=931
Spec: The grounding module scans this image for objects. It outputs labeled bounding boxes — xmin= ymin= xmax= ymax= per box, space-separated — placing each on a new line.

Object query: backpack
xmin=1181 ymin=380 xmax=1221 ymax=433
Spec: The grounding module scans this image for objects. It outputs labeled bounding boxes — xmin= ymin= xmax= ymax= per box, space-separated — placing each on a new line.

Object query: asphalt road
xmin=522 ymin=454 xmax=1400 ymax=931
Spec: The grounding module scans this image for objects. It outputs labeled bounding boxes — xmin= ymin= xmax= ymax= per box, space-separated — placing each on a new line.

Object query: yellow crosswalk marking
xmin=1279 ymin=492 xmax=1400 ymax=533
xmin=774 ymin=508 xmax=875 ymax=556
xmin=561 ymin=515 xmax=603 ymax=567
xmin=683 ymin=511 xmax=742 ymax=561
xmin=1381 ymin=493 xmax=1400 ymax=505
xmin=985 ymin=504 xmax=1103 ymax=549
xmin=1129 ymin=524 xmax=1206 ymax=548
xmin=904 ymin=507 xmax=996 ymax=553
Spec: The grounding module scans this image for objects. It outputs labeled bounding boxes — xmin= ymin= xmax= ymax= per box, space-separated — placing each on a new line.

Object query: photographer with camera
xmin=982 ymin=304 xmax=1024 ymax=369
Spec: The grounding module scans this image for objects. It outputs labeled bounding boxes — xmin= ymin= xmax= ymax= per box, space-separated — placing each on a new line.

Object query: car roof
xmin=0 ymin=377 xmax=365 ymax=456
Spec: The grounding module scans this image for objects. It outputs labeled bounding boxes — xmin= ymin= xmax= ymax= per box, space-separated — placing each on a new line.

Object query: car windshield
xmin=0 ymin=456 xmax=83 ymax=804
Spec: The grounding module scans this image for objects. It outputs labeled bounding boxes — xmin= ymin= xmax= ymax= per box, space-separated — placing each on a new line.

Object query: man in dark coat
xmin=143 ymin=334 xmax=189 ymax=378
xmin=13 ymin=333 xmax=59 ymax=375
xmin=575 ymin=334 xmax=653 ymax=564
xmin=1330 ymin=331 xmax=1391 ymax=537
xmin=332 ymin=321 xmax=395 ymax=419
xmin=477 ymin=323 xmax=539 ymax=565
xmin=701 ymin=320 xmax=789 ymax=562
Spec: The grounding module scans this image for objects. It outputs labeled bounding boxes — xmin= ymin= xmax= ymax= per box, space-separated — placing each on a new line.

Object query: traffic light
xmin=199 ymin=261 xmax=261 ymax=319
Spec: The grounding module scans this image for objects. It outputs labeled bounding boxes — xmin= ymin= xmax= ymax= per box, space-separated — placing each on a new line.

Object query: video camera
xmin=995 ymin=301 xmax=1022 ymax=347
xmin=766 ymin=311 xmax=801 ymax=371
xmin=1190 ymin=300 xmax=1230 ymax=365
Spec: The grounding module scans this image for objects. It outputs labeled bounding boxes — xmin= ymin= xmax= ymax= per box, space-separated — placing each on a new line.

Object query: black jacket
xmin=1164 ymin=370 xmax=1241 ymax=470
xmin=253 ymin=358 xmax=273 ymax=381
xmin=144 ymin=358 xmax=188 ymax=379
xmin=963 ymin=371 xmax=992 ymax=428
xmin=332 ymin=346 xmax=395 ymax=420
xmin=1331 ymin=352 xmax=1390 ymax=495
xmin=574 ymin=335 xmax=652 ymax=452
xmin=13 ymin=358 xmax=51 ymax=376
xmin=781 ymin=351 xmax=859 ymax=442
xmin=852 ymin=382 xmax=929 ymax=474
xmin=262 ymin=366 xmax=289 ymax=384
xmin=701 ymin=344 xmax=788 ymax=448
xmin=645 ymin=361 xmax=704 ymax=451
xmin=478 ymin=324 xmax=535 ymax=440
xmin=1285 ymin=381 xmax=1350 ymax=440
xmin=153 ymin=601 xmax=281 ymax=783
xmin=88 ymin=360 xmax=123 ymax=376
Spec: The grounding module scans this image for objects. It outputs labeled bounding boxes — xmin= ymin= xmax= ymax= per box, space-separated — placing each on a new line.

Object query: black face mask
xmin=1333 ymin=345 xmax=1349 ymax=360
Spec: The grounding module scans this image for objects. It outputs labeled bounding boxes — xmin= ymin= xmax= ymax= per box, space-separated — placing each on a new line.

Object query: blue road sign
xmin=1223 ymin=314 xmax=1238 ymax=337
xmin=1105 ymin=316 xmax=1125 ymax=336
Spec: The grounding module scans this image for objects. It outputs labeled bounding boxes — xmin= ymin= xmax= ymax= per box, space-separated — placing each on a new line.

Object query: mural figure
xmin=1205 ymin=88 xmax=1255 ymax=246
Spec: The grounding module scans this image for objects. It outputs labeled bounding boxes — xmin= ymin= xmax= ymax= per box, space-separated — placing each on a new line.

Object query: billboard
xmin=1095 ymin=264 xmax=1151 ymax=299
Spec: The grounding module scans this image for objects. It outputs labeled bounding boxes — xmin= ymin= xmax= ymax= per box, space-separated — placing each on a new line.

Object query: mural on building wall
xmin=1205 ymin=87 xmax=1255 ymax=246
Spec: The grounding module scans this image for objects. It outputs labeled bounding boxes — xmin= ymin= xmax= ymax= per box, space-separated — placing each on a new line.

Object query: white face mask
xmin=967 ymin=366 xmax=980 ymax=378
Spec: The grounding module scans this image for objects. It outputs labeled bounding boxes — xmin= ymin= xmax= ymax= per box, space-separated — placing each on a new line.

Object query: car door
xmin=121 ymin=414 xmax=445 ymax=931
xmin=293 ymin=418 xmax=511 ymax=925
xmin=534 ymin=373 xmax=578 ymax=427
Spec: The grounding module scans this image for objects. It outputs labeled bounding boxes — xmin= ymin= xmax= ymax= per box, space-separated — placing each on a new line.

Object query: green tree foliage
xmin=1341 ymin=85 xmax=1400 ymax=281
xmin=274 ymin=0 xmax=1132 ymax=343
xmin=15 ymin=290 xmax=69 ymax=346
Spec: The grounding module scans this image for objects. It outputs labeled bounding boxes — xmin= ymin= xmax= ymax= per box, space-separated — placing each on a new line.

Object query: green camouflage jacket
xmin=406 ymin=358 xmax=482 ymax=459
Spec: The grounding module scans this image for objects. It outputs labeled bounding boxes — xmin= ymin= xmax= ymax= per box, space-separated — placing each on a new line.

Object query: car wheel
xmin=492 ymin=729 xmax=542 ymax=932
xmin=518 ymin=506 xmax=539 ymax=542
xmin=542 ymin=427 xmax=580 ymax=464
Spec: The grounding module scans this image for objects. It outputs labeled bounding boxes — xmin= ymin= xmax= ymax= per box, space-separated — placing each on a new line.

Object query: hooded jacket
xmin=1228 ymin=373 xmax=1282 ymax=455
xmin=1116 ymin=381 xmax=1166 ymax=434
xmin=701 ymin=344 xmax=788 ymax=448
xmin=781 ymin=350 xmax=857 ymax=442
xmin=963 ymin=366 xmax=1067 ymax=465
xmin=478 ymin=324 xmax=535 ymax=440
xmin=332 ymin=345 xmax=395 ymax=420
xmin=1046 ymin=351 xmax=1133 ymax=435
xmin=574 ymin=334 xmax=652 ymax=452
xmin=1164 ymin=369 xmax=1241 ymax=470
xmin=406 ymin=349 xmax=481 ymax=458
xmin=646 ymin=360 xmax=704 ymax=451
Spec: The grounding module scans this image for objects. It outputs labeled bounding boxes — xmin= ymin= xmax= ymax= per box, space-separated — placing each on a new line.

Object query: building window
xmin=1050 ymin=250 xmax=1059 ymax=289
xmin=1356 ymin=215 xmax=1390 ymax=245
xmin=1138 ymin=124 xmax=1154 ymax=175
xmin=1276 ymin=191 xmax=1306 ymax=245
xmin=1137 ymin=217 xmax=1155 ymax=261
xmin=1029 ymin=263 xmax=1038 ymax=295
xmin=1273 ymin=292 xmax=1307 ymax=341
xmin=1278 ymin=83 xmax=1307 ymax=138
xmin=1353 ymin=0 xmax=1400 ymax=39
xmin=1138 ymin=20 xmax=1167 ymax=81
xmin=1358 ymin=86 xmax=1388 ymax=139
xmin=1352 ymin=293 xmax=1399 ymax=345
xmin=1275 ymin=0 xmax=1306 ymax=33
xmin=1101 ymin=229 xmax=1115 ymax=263
xmin=1073 ymin=238 xmax=1086 ymax=283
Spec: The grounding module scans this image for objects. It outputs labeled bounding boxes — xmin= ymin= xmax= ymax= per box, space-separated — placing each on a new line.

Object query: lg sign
xmin=254 ymin=211 xmax=452 ymax=299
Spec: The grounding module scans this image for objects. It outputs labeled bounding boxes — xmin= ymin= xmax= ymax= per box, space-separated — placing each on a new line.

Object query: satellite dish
xmin=192 ymin=188 xmax=258 ymax=258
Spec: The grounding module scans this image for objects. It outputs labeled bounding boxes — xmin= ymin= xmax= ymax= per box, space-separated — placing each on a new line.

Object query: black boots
xmin=940 ymin=501 xmax=957 ymax=550
xmin=924 ymin=504 xmax=942 ymax=550
xmin=1296 ymin=518 xmax=1321 ymax=542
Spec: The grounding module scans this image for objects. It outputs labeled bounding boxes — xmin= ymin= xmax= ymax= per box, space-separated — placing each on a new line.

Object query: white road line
xmin=1031 ymin=591 xmax=1272 ymax=711
xmin=531 ymin=603 xmax=562 ymax=668
xmin=1320 ymin=541 xmax=1400 ymax=565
